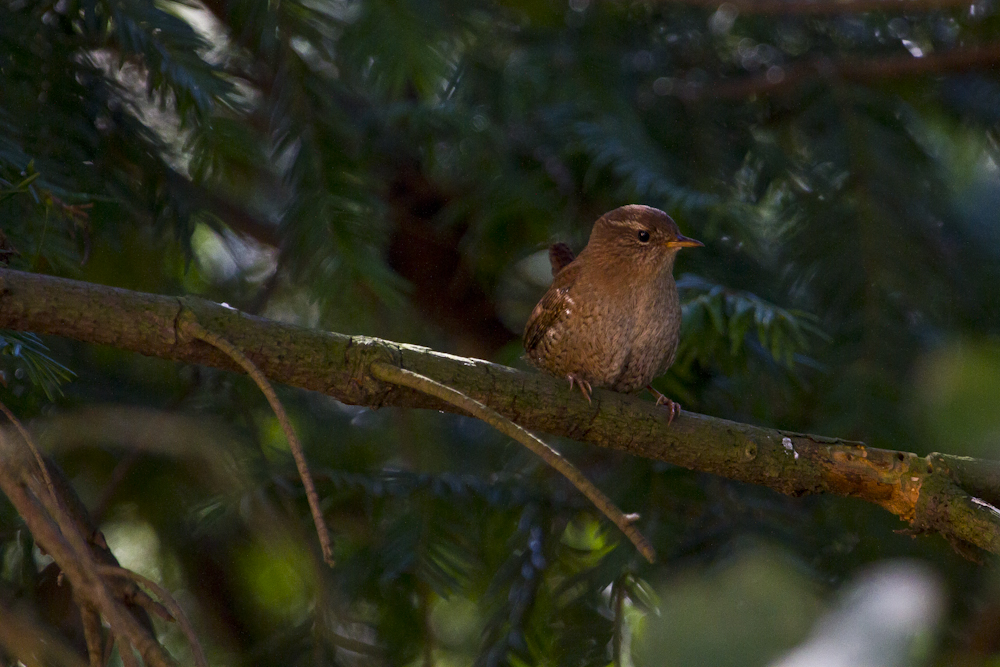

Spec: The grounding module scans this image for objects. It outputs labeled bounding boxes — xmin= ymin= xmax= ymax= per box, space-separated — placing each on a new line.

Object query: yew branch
xmin=369 ymin=361 xmax=656 ymax=562
xmin=0 ymin=268 xmax=998 ymax=556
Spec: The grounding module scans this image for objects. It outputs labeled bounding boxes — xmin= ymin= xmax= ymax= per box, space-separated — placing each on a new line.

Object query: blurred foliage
xmin=913 ymin=338 xmax=1000 ymax=458
xmin=635 ymin=544 xmax=825 ymax=667
xmin=3 ymin=0 xmax=1000 ymax=664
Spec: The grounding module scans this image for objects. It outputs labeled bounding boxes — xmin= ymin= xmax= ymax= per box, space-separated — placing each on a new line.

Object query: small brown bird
xmin=523 ymin=205 xmax=703 ymax=422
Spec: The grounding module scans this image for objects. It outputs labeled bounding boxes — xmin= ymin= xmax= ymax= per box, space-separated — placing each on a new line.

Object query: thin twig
xmin=82 ymin=606 xmax=105 ymax=667
xmin=0 ymin=399 xmax=57 ymax=500
xmin=102 ymin=631 xmax=115 ymax=667
xmin=8 ymin=423 xmax=177 ymax=629
xmin=97 ymin=565 xmax=208 ymax=667
xmin=182 ymin=320 xmax=335 ymax=566
xmin=368 ymin=361 xmax=656 ymax=563
xmin=118 ymin=641 xmax=140 ymax=667
xmin=0 ymin=400 xmax=146 ymax=667
xmin=0 ymin=406 xmax=177 ymax=666
xmin=0 ymin=439 xmax=178 ymax=667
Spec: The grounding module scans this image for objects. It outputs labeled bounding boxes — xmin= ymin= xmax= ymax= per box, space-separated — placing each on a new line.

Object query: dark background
xmin=3 ymin=0 xmax=1000 ymax=664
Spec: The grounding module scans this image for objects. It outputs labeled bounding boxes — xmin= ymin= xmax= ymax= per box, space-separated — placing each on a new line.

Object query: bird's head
xmin=587 ymin=205 xmax=703 ymax=274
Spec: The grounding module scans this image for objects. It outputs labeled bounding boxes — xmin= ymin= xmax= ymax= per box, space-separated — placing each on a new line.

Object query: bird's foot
xmin=646 ymin=385 xmax=680 ymax=424
xmin=567 ymin=374 xmax=593 ymax=404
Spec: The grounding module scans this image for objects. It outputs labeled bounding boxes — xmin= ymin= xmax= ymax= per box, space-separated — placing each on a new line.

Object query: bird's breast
xmin=524 ymin=265 xmax=683 ymax=391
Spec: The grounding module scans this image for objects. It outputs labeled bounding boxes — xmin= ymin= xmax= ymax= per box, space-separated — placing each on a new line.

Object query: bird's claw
xmin=567 ymin=374 xmax=593 ymax=404
xmin=658 ymin=397 xmax=681 ymax=424
xmin=647 ymin=385 xmax=681 ymax=424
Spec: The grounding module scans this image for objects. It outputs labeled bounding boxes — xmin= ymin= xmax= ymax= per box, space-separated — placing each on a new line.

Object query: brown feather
xmin=523 ymin=262 xmax=580 ymax=356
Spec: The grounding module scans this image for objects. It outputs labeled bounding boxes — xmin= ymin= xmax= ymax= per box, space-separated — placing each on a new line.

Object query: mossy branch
xmin=1 ymin=268 xmax=999 ymax=557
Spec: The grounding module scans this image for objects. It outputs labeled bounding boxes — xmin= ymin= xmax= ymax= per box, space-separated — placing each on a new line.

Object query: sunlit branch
xmin=1 ymin=267 xmax=999 ymax=557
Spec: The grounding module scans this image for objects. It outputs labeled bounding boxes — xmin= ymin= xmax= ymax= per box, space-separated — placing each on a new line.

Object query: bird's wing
xmin=548 ymin=242 xmax=575 ymax=276
xmin=524 ymin=263 xmax=580 ymax=356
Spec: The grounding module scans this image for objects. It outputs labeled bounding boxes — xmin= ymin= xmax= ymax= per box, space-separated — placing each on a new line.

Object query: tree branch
xmin=165 ymin=171 xmax=280 ymax=248
xmin=676 ymin=43 xmax=1000 ymax=101
xmin=368 ymin=362 xmax=656 ymax=562
xmin=178 ymin=317 xmax=335 ymax=566
xmin=0 ymin=429 xmax=178 ymax=667
xmin=1 ymin=268 xmax=998 ymax=555
xmin=667 ymin=0 xmax=979 ymax=16
xmin=95 ymin=566 xmax=207 ymax=667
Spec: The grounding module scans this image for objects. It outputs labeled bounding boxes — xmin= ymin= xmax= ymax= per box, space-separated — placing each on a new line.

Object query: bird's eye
xmin=637 ymin=230 xmax=650 ymax=243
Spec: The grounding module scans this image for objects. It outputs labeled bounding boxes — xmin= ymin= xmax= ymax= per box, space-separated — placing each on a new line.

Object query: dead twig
xmin=0 ymin=418 xmax=178 ymax=667
xmin=96 ymin=565 xmax=207 ymax=667
xmin=368 ymin=361 xmax=656 ymax=563
xmin=180 ymin=316 xmax=335 ymax=566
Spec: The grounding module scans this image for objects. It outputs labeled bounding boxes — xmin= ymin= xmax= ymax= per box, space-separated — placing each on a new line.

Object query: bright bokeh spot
xmin=102 ymin=516 xmax=163 ymax=582
xmin=914 ymin=338 xmax=1000 ymax=457
xmin=236 ymin=539 xmax=315 ymax=622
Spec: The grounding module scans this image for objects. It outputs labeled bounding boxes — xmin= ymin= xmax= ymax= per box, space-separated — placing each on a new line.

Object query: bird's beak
xmin=665 ymin=234 xmax=704 ymax=249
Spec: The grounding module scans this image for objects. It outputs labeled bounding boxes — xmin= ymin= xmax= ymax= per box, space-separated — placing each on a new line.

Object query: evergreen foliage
xmin=3 ymin=0 xmax=1000 ymax=664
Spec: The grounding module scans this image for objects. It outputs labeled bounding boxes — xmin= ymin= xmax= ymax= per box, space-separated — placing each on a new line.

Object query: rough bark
xmin=1 ymin=267 xmax=999 ymax=555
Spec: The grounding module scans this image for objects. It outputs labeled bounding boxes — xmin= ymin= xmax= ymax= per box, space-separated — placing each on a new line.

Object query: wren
xmin=523 ymin=205 xmax=703 ymax=422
